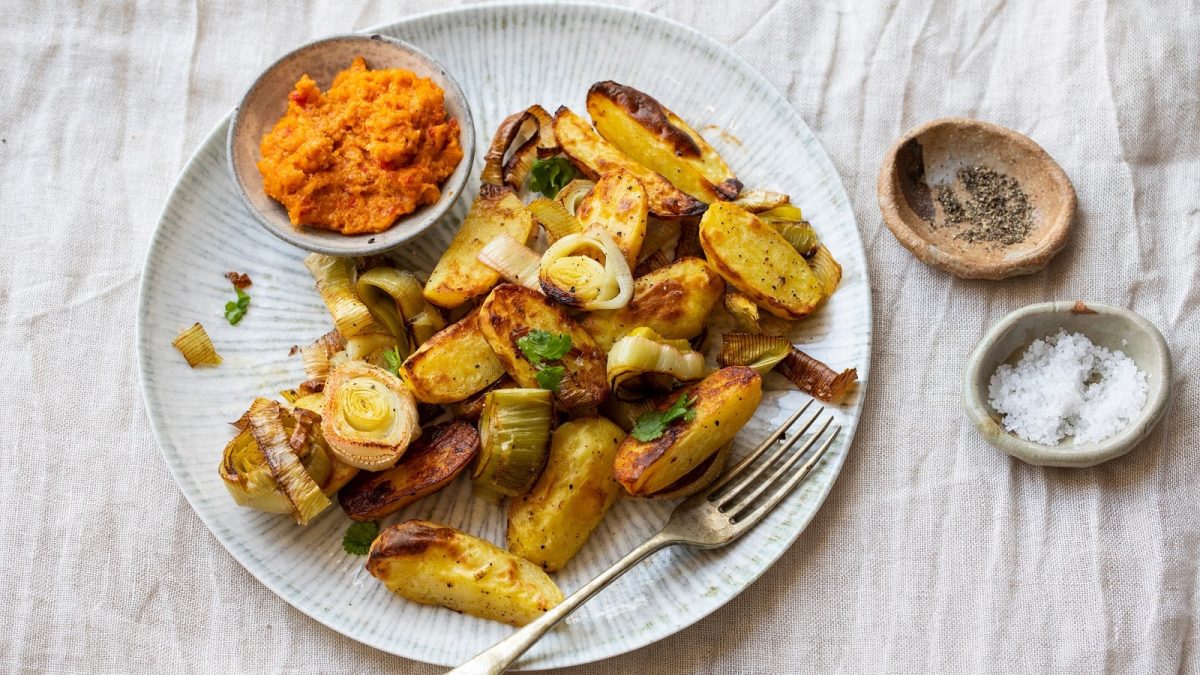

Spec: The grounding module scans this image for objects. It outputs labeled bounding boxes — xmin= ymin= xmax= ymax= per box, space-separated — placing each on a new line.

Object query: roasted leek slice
xmin=723 ymin=291 xmax=763 ymax=334
xmin=321 ymin=361 xmax=420 ymax=470
xmin=472 ymin=388 xmax=553 ymax=503
xmin=606 ymin=328 xmax=706 ymax=400
xmin=299 ymin=330 xmax=345 ymax=389
xmin=731 ymin=189 xmax=791 ymax=213
xmin=538 ymin=229 xmax=633 ymax=310
xmin=771 ymin=220 xmax=820 ymax=258
xmin=555 ymin=178 xmax=595 ymax=216
xmin=477 ymin=234 xmax=543 ymax=290
xmin=718 ymin=333 xmax=792 ymax=375
xmin=777 ymin=348 xmax=858 ymax=403
xmin=528 ymin=197 xmax=582 ymax=243
xmin=304 ymin=253 xmax=380 ymax=338
xmin=483 ymin=109 xmax=537 ymax=187
xmin=241 ymin=398 xmax=331 ymax=524
xmin=173 ymin=322 xmax=221 ymax=367
xmin=355 ymin=267 xmax=437 ymax=359
xmin=808 ymin=244 xmax=842 ymax=298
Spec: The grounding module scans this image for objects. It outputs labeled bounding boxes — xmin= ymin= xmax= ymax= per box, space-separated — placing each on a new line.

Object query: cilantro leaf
xmin=535 ymin=365 xmax=565 ymax=392
xmin=382 ymin=347 xmax=402 ymax=376
xmin=224 ymin=287 xmax=250 ymax=325
xmin=529 ymin=157 xmax=577 ymax=198
xmin=517 ymin=330 xmax=572 ymax=365
xmin=631 ymin=393 xmax=697 ymax=441
xmin=342 ymin=521 xmax=379 ymax=555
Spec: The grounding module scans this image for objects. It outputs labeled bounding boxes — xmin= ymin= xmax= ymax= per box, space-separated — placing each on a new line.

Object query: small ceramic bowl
xmin=963 ymin=301 xmax=1172 ymax=468
xmin=878 ymin=117 xmax=1076 ymax=279
xmin=227 ymin=34 xmax=474 ymax=256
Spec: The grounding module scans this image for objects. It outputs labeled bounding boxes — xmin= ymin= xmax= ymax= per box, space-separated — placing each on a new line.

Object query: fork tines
xmin=707 ymin=401 xmax=841 ymax=525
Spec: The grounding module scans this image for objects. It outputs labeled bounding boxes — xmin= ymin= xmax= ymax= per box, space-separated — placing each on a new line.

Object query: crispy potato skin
xmin=478 ymin=284 xmax=608 ymax=414
xmin=339 ymin=421 xmax=479 ymax=521
xmin=367 ymin=520 xmax=563 ymax=626
xmin=400 ymin=311 xmax=505 ymax=404
xmin=699 ymin=202 xmax=824 ymax=320
xmin=423 ymin=185 xmax=534 ymax=309
xmin=576 ymin=170 xmax=648 ymax=266
xmin=553 ymin=106 xmax=705 ymax=218
xmin=587 ymin=81 xmax=741 ymax=203
xmin=581 ymin=257 xmax=725 ymax=351
xmin=508 ymin=417 xmax=625 ymax=571
xmin=614 ymin=367 xmax=762 ymax=495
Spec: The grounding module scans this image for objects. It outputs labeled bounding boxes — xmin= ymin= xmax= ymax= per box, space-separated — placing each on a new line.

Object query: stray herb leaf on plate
xmin=343 ymin=521 xmax=379 ymax=555
xmin=224 ymin=287 xmax=251 ymax=325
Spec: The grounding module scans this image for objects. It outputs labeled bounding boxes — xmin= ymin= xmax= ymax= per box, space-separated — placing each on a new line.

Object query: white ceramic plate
xmin=137 ymin=3 xmax=872 ymax=669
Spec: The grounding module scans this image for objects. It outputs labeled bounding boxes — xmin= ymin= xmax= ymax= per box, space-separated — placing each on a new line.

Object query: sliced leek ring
xmin=240 ymin=398 xmax=331 ymax=524
xmin=538 ymin=228 xmax=633 ymax=310
xmin=321 ymin=361 xmax=420 ymax=471
xmin=477 ymin=233 xmax=543 ymax=291
xmin=555 ymin=179 xmax=596 ymax=216
xmin=472 ymin=388 xmax=553 ymax=503
xmin=173 ymin=323 xmax=221 ymax=367
xmin=718 ymin=333 xmax=792 ymax=375
xmin=770 ymin=220 xmax=820 ymax=257
xmin=528 ymin=197 xmax=583 ymax=243
xmin=606 ymin=327 xmax=706 ymax=400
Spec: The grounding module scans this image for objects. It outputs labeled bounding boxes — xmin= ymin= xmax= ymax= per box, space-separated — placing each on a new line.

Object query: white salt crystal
xmin=987 ymin=330 xmax=1148 ymax=445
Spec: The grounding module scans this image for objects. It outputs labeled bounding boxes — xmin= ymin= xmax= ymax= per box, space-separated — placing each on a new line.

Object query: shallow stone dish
xmin=963 ymin=301 xmax=1172 ymax=468
xmin=227 ymin=34 xmax=475 ymax=256
xmin=878 ymin=117 xmax=1075 ymax=279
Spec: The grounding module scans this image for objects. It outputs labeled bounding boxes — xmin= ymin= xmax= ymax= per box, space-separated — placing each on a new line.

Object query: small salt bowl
xmin=227 ymin=34 xmax=475 ymax=256
xmin=963 ymin=301 xmax=1172 ymax=468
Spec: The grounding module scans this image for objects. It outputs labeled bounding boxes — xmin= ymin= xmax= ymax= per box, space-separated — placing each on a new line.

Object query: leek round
xmin=538 ymin=229 xmax=633 ymax=310
xmin=473 ymin=389 xmax=553 ymax=503
xmin=321 ymin=361 xmax=420 ymax=470
xmin=606 ymin=327 xmax=706 ymax=400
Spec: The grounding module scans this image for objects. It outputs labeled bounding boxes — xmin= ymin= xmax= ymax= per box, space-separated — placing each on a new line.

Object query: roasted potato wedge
xmin=581 ymin=257 xmax=725 ymax=351
xmin=339 ymin=421 xmax=480 ymax=521
xmin=587 ymin=81 xmax=741 ymax=203
xmin=508 ymin=417 xmax=625 ymax=571
xmin=576 ymin=169 xmax=648 ymax=266
xmin=478 ymin=284 xmax=608 ymax=414
xmin=645 ymin=440 xmax=733 ymax=500
xmin=614 ymin=367 xmax=762 ymax=496
xmin=699 ymin=202 xmax=825 ymax=319
xmin=367 ymin=520 xmax=563 ymax=626
xmin=553 ymin=106 xmax=705 ymax=218
xmin=423 ymin=185 xmax=535 ymax=309
xmin=400 ymin=311 xmax=505 ymax=404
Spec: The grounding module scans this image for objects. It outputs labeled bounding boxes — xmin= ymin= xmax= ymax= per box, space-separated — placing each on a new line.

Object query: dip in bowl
xmin=228 ymin=34 xmax=474 ymax=256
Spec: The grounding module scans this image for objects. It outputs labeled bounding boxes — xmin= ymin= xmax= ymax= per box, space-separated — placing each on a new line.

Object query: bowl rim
xmin=962 ymin=300 xmax=1173 ymax=468
xmin=877 ymin=116 xmax=1077 ymax=280
xmin=225 ymin=33 xmax=475 ymax=256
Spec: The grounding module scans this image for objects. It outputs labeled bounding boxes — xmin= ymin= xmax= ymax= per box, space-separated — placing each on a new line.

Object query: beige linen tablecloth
xmin=2 ymin=1 xmax=1196 ymax=672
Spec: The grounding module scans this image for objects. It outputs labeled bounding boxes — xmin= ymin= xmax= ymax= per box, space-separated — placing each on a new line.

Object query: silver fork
xmin=449 ymin=401 xmax=841 ymax=674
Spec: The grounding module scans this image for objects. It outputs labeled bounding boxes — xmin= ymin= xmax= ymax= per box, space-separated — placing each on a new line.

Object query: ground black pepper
xmin=933 ymin=166 xmax=1033 ymax=246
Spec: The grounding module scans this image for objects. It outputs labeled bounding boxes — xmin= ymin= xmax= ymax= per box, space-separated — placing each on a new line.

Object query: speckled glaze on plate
xmin=137 ymin=3 xmax=872 ymax=669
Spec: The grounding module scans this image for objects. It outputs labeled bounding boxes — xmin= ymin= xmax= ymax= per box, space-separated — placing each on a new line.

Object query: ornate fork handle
xmin=447 ymin=532 xmax=675 ymax=675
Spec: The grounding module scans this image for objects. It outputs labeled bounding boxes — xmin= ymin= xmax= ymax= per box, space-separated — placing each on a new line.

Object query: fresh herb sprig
xmin=382 ymin=347 xmax=402 ymax=376
xmin=224 ymin=287 xmax=250 ymax=325
xmin=517 ymin=329 xmax=572 ymax=392
xmin=529 ymin=157 xmax=577 ymax=198
xmin=343 ymin=521 xmax=379 ymax=555
xmin=631 ymin=393 xmax=697 ymax=441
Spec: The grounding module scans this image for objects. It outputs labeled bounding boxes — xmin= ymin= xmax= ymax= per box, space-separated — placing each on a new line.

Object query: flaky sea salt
xmin=987 ymin=330 xmax=1148 ymax=445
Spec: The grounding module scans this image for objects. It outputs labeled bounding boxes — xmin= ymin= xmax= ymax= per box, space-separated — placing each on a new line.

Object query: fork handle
xmin=447 ymin=532 xmax=675 ymax=675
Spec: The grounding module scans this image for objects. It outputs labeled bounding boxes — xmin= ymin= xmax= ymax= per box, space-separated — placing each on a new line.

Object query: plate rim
xmin=137 ymin=2 xmax=874 ymax=669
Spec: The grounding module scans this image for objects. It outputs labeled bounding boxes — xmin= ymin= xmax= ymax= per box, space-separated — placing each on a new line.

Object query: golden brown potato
xmin=423 ymin=185 xmax=535 ymax=309
xmin=576 ymin=169 xmax=648 ymax=266
xmin=367 ymin=520 xmax=563 ymax=626
xmin=581 ymin=257 xmax=725 ymax=351
xmin=614 ymin=367 xmax=762 ymax=496
xmin=339 ymin=421 xmax=480 ymax=521
xmin=400 ymin=311 xmax=505 ymax=404
xmin=508 ymin=417 xmax=625 ymax=571
xmin=699 ymin=201 xmax=825 ymax=320
xmin=643 ymin=441 xmax=732 ymax=500
xmin=587 ymin=81 xmax=741 ymax=203
xmin=553 ymin=106 xmax=705 ymax=218
xmin=478 ymin=284 xmax=608 ymax=414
